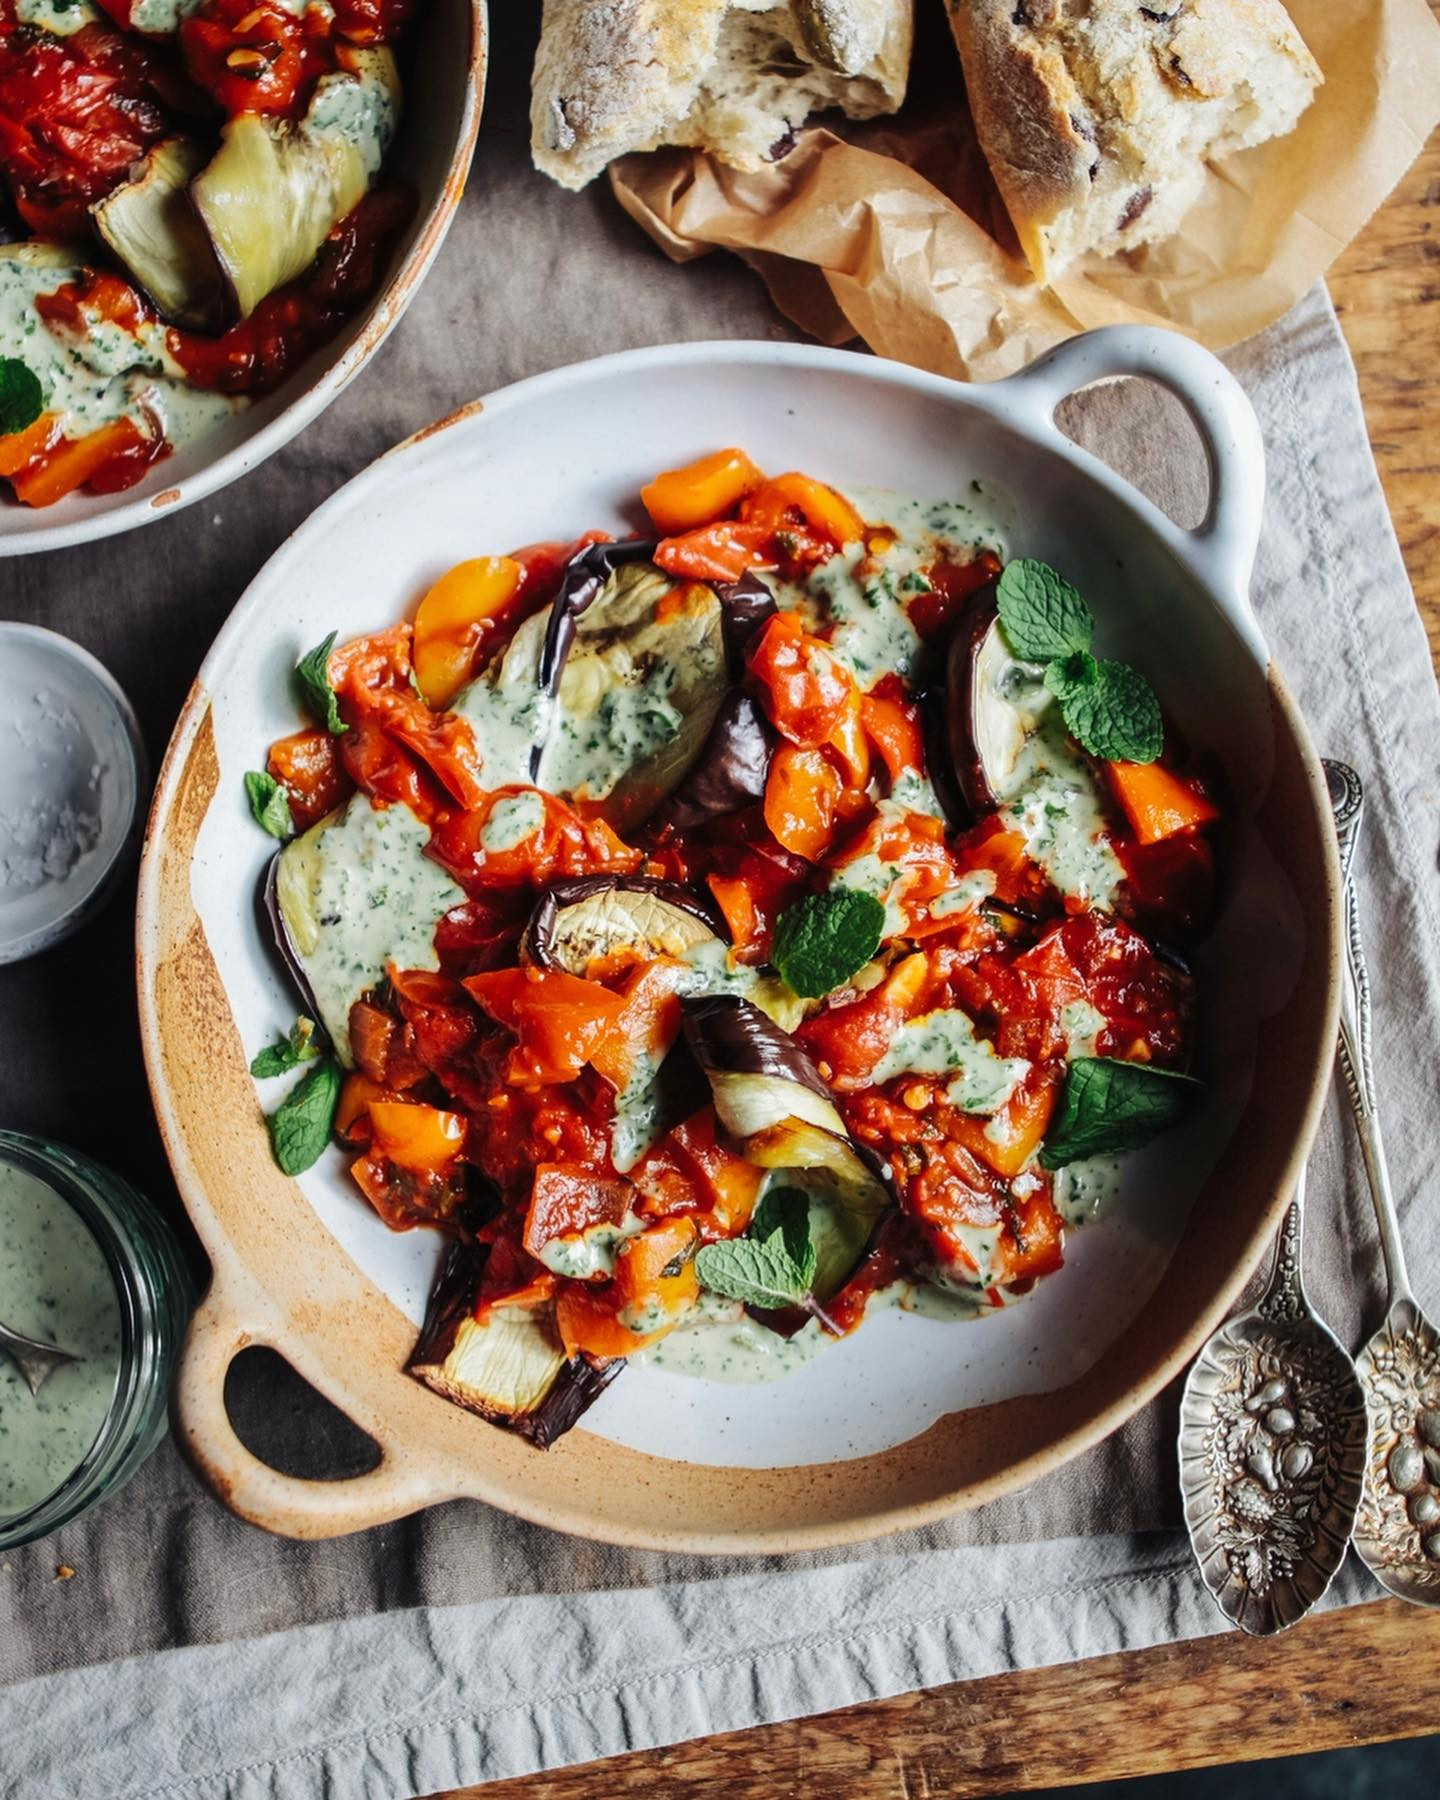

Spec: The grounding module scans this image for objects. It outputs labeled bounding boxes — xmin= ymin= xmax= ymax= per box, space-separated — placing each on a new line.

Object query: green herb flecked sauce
xmin=0 ymin=244 xmax=241 ymax=450
xmin=779 ymin=486 xmax=1005 ymax=690
xmin=0 ymin=1162 xmax=122 ymax=1522
xmin=292 ymin=792 xmax=463 ymax=1063
xmin=870 ymin=1008 xmax=1030 ymax=1113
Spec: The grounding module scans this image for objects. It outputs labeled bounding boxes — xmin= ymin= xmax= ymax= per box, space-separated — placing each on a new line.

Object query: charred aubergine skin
xmin=658 ymin=689 xmax=776 ymax=833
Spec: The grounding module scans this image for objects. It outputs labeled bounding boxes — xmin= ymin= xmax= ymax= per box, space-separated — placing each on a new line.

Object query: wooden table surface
xmin=433 ymin=108 xmax=1440 ymax=1800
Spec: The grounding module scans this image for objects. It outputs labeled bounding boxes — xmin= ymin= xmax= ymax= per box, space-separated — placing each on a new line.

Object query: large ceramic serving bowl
xmin=0 ymin=0 xmax=486 ymax=558
xmin=137 ymin=330 xmax=1341 ymax=1550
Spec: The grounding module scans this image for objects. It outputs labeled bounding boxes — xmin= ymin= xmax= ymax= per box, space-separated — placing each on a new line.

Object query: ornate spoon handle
xmin=1325 ymin=760 xmax=1414 ymax=1308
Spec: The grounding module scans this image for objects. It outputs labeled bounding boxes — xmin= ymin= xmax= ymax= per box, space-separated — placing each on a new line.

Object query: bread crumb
xmin=54 ymin=1564 xmax=76 ymax=1582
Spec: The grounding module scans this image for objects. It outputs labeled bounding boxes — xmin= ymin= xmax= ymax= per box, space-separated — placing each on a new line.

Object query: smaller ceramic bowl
xmin=0 ymin=623 xmax=146 ymax=964
xmin=0 ymin=0 xmax=486 ymax=558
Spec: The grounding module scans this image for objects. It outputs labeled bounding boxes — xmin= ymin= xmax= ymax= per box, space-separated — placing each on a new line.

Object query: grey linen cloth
xmin=1 ymin=8 xmax=1437 ymax=1794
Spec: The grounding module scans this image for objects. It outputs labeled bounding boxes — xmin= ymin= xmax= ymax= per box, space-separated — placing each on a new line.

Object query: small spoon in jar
xmin=0 ymin=1318 xmax=81 ymax=1397
xmin=1326 ymin=759 xmax=1440 ymax=1606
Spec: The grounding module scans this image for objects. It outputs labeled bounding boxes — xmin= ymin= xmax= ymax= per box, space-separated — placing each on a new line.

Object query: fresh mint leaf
xmin=696 ymin=1233 xmax=812 ymax=1310
xmin=267 ymin=1057 xmax=342 ymax=1176
xmin=296 ymin=632 xmax=347 ymax=735
xmin=749 ymin=1186 xmax=818 ymax=1291
xmin=996 ymin=559 xmax=1094 ymax=663
xmin=1044 ymin=649 xmax=1097 ymax=702
xmin=0 ymin=357 xmax=43 ymax=437
xmin=772 ymin=888 xmax=885 ymax=998
xmin=244 ymin=769 xmax=294 ymax=839
xmin=1059 ymin=659 xmax=1163 ymax=764
xmin=250 ymin=1016 xmax=320 ymax=1079
xmin=1040 ymin=1057 xmax=1201 ymax=1168
xmin=697 ymin=1186 xmax=819 ymax=1307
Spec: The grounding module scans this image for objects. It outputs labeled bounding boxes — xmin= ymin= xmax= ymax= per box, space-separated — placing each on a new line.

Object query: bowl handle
xmin=173 ymin=1280 xmax=445 ymax=1539
xmin=997 ymin=326 xmax=1268 ymax=664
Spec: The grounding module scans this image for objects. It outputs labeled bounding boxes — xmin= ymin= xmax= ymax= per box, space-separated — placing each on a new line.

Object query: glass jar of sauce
xmin=0 ymin=1131 xmax=195 ymax=1550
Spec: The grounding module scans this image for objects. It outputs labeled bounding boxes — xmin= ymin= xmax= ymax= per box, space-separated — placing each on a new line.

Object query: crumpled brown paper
xmin=611 ymin=0 xmax=1440 ymax=380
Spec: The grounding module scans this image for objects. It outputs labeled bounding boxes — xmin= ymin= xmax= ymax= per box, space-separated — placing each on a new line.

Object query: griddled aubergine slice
xmin=90 ymin=137 xmax=226 ymax=330
xmin=408 ymin=1243 xmax=621 ymax=1447
xmin=460 ymin=554 xmax=728 ymax=832
xmin=191 ymin=47 xmax=401 ymax=321
xmin=266 ymin=792 xmax=463 ymax=1066
xmin=523 ymin=875 xmax=726 ymax=973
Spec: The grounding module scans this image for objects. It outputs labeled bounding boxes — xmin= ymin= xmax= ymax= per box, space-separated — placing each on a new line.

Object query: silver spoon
xmin=1179 ymin=1174 xmax=1368 ymax=1634
xmin=1178 ymin=774 xmax=1371 ymax=1636
xmin=0 ymin=1318 xmax=82 ymax=1397
xmin=1326 ymin=759 xmax=1440 ymax=1605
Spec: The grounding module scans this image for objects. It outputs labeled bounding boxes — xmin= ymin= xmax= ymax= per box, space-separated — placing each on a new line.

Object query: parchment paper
xmin=613 ymin=0 xmax=1440 ymax=378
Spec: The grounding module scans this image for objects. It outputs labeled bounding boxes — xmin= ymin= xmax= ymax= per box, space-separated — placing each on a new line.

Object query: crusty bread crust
xmin=532 ymin=0 xmax=912 ymax=191
xmin=947 ymin=0 xmax=1322 ymax=280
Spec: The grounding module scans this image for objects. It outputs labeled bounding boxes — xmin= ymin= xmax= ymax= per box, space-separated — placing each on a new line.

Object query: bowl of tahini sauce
xmin=0 ymin=1133 xmax=193 ymax=1549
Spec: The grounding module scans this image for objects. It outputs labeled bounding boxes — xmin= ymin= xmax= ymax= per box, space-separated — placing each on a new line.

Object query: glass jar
xmin=0 ymin=1131 xmax=196 ymax=1550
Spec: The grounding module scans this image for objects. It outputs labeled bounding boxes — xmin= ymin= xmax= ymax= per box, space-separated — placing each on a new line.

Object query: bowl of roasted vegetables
xmin=0 ymin=0 xmax=484 ymax=551
xmin=140 ymin=331 xmax=1341 ymax=1548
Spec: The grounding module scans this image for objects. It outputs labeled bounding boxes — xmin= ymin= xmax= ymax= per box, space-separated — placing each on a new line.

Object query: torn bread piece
xmin=531 ymin=0 xmax=913 ymax=191
xmin=946 ymin=0 xmax=1321 ymax=281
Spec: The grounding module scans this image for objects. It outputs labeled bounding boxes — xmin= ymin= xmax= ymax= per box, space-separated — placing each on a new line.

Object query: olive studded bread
xmin=531 ymin=0 xmax=913 ymax=190
xmin=946 ymin=0 xmax=1321 ymax=280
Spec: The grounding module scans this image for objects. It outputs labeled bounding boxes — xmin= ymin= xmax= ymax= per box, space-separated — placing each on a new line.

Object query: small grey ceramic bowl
xmin=0 ymin=623 xmax=146 ymax=963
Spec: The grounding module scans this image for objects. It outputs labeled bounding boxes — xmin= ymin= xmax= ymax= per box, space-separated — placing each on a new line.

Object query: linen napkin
xmin=1 ymin=8 xmax=1436 ymax=1795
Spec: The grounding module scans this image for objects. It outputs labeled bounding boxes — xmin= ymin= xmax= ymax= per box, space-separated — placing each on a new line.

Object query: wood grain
xmin=1330 ymin=118 xmax=1440 ymax=666
xmin=430 ymin=69 xmax=1440 ymax=1800
xmin=446 ymin=1598 xmax=1440 ymax=1800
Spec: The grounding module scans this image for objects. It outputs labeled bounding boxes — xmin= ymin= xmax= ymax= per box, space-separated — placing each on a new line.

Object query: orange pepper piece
xmin=747 ymin=610 xmax=856 ymax=747
xmin=827 ymin=691 xmax=871 ymax=790
xmin=706 ymin=875 xmax=759 ymax=956
xmin=641 ymin=447 xmax=764 ymax=535
xmin=334 ymin=1073 xmax=403 ymax=1147
xmin=0 ymin=411 xmax=62 ymax=479
xmin=555 ymin=1216 xmax=701 ymax=1357
xmin=412 ymin=555 xmax=525 ymax=707
xmin=522 ymin=1164 xmax=634 ymax=1258
xmin=464 ymin=965 xmax=630 ymax=1086
xmin=367 ymin=1100 xmax=466 ymax=1173
xmin=10 ymin=417 xmax=146 ymax=507
xmin=860 ymin=693 xmax=924 ymax=787
xmin=589 ymin=959 xmax=689 ymax=1090
xmin=267 ymin=726 xmax=349 ymax=829
xmin=951 ymin=1069 xmax=1060 ymax=1179
xmin=764 ymin=744 xmax=843 ymax=860
xmin=741 ymin=471 xmax=866 ymax=551
xmin=654 ymin=520 xmax=773 ymax=583
xmin=1105 ymin=761 xmax=1220 ymax=846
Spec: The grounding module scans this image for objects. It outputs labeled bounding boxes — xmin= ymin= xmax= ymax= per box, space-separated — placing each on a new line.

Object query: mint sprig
xmin=696 ymin=1187 xmax=817 ymax=1308
xmin=1040 ymin=1057 xmax=1201 ymax=1168
xmin=244 ymin=769 xmax=295 ymax=839
xmin=996 ymin=558 xmax=1163 ymax=765
xmin=996 ymin=559 xmax=1094 ymax=663
xmin=1057 ymin=661 xmax=1163 ymax=764
xmin=266 ymin=1056 xmax=342 ymax=1176
xmin=0 ymin=357 xmax=42 ymax=437
xmin=296 ymin=632 xmax=347 ymax=736
xmin=250 ymin=1016 xmax=321 ymax=1079
xmin=772 ymin=888 xmax=885 ymax=998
